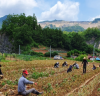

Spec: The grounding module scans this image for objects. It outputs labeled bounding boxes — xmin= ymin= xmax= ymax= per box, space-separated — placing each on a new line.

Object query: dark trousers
xmin=18 ymin=88 xmax=40 ymax=95
xmin=83 ymin=65 xmax=86 ymax=73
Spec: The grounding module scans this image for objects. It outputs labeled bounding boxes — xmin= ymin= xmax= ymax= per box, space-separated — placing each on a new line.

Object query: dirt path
xmin=65 ymin=72 xmax=100 ymax=96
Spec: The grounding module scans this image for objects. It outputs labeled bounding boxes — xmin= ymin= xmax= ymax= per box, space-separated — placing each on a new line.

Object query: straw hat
xmin=83 ymin=57 xmax=86 ymax=59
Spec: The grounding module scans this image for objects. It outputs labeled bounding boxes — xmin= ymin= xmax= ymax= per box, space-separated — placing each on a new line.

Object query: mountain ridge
xmin=1 ymin=15 xmax=100 ymax=30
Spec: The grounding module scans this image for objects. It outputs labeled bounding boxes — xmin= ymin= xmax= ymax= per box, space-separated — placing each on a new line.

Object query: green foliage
xmin=67 ymin=49 xmax=86 ymax=57
xmin=0 ymin=54 xmax=5 ymax=61
xmin=22 ymin=50 xmax=44 ymax=57
xmin=62 ymin=25 xmax=85 ymax=32
xmin=44 ymin=83 xmax=53 ymax=92
xmin=44 ymin=24 xmax=58 ymax=29
xmin=1 ymin=82 xmax=5 ymax=86
xmin=5 ymin=80 xmax=18 ymax=85
xmin=92 ymin=18 xmax=100 ymax=23
xmin=16 ymin=54 xmax=51 ymax=61
xmin=1 ymin=13 xmax=38 ymax=51
xmin=32 ymin=72 xmax=49 ymax=79
xmin=95 ymin=48 xmax=100 ymax=53
xmin=4 ymin=53 xmax=8 ymax=57
xmin=83 ymin=27 xmax=100 ymax=41
xmin=67 ymin=51 xmax=71 ymax=57
xmin=1 ymin=13 xmax=98 ymax=54
xmin=44 ymin=51 xmax=58 ymax=57
xmin=50 ymin=70 xmax=55 ymax=75
xmin=75 ymin=54 xmax=87 ymax=61
xmin=98 ymin=88 xmax=100 ymax=91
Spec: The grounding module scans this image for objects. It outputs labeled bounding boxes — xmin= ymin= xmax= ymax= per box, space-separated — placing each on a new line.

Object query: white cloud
xmin=0 ymin=0 xmax=37 ymax=17
xmin=91 ymin=15 xmax=100 ymax=21
xmin=41 ymin=0 xmax=79 ymax=21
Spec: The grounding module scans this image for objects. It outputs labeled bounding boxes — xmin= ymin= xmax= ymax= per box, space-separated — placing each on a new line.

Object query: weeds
xmin=98 ymin=88 xmax=100 ymax=91
xmin=44 ymin=83 xmax=53 ymax=92
xmin=32 ymin=72 xmax=49 ymax=79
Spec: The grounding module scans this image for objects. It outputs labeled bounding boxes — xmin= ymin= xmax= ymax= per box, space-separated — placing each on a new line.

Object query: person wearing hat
xmin=18 ymin=70 xmax=43 ymax=95
xmin=0 ymin=64 xmax=3 ymax=79
xmin=82 ymin=57 xmax=88 ymax=73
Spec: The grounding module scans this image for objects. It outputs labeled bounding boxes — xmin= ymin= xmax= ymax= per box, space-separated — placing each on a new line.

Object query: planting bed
xmin=0 ymin=59 xmax=100 ymax=96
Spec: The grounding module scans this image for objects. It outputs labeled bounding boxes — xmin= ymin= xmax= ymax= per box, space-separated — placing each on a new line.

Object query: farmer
xmin=73 ymin=62 xmax=79 ymax=69
xmin=0 ymin=64 xmax=3 ymax=79
xmin=62 ymin=61 xmax=68 ymax=67
xmin=18 ymin=70 xmax=43 ymax=95
xmin=54 ymin=62 xmax=59 ymax=68
xmin=92 ymin=64 xmax=96 ymax=70
xmin=82 ymin=57 xmax=88 ymax=73
xmin=67 ymin=65 xmax=73 ymax=73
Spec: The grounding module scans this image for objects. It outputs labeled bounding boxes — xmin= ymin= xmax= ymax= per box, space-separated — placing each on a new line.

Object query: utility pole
xmin=50 ymin=45 xmax=51 ymax=59
xmin=19 ymin=45 xmax=20 ymax=55
xmin=93 ymin=43 xmax=96 ymax=61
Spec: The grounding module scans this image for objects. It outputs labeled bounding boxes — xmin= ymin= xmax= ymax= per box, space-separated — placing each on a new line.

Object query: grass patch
xmin=32 ymin=72 xmax=49 ymax=79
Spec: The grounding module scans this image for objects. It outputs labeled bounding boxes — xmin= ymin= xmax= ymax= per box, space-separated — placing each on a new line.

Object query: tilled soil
xmin=90 ymin=83 xmax=100 ymax=96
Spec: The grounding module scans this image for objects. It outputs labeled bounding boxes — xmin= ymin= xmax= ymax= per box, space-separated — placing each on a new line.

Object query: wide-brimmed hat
xmin=83 ymin=57 xmax=86 ymax=59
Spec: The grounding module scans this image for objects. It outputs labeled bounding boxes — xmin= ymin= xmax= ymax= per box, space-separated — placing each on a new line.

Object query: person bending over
xmin=0 ymin=64 xmax=3 ymax=79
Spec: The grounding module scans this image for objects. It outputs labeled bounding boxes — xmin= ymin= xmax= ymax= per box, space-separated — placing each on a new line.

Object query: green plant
xmin=6 ymin=80 xmax=12 ymax=85
xmin=12 ymin=53 xmax=16 ymax=58
xmin=50 ymin=70 xmax=55 ymax=75
xmin=55 ymin=83 xmax=58 ymax=87
xmin=98 ymin=88 xmax=100 ymax=91
xmin=44 ymin=83 xmax=53 ymax=92
xmin=1 ymin=82 xmax=5 ymax=86
xmin=4 ymin=53 xmax=8 ymax=57
xmin=44 ymin=51 xmax=58 ymax=57
xmin=75 ymin=54 xmax=87 ymax=61
xmin=32 ymin=72 xmax=49 ymax=79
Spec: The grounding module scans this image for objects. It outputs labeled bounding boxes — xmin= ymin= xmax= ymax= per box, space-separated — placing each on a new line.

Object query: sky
xmin=0 ymin=0 xmax=100 ymax=22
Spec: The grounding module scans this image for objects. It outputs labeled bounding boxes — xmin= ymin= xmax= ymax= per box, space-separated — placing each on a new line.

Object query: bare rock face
xmin=86 ymin=37 xmax=100 ymax=49
xmin=0 ymin=34 xmax=14 ymax=53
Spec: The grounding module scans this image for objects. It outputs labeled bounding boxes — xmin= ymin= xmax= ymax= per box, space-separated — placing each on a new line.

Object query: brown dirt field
xmin=59 ymin=53 xmax=67 ymax=57
xmin=90 ymin=83 xmax=100 ymax=96
xmin=66 ymin=72 xmax=100 ymax=96
xmin=0 ymin=60 xmax=100 ymax=96
xmin=33 ymin=50 xmax=48 ymax=54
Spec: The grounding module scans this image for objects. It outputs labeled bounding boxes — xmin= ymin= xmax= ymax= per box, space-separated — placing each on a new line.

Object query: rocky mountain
xmin=1 ymin=15 xmax=100 ymax=30
xmin=0 ymin=15 xmax=8 ymax=29
xmin=38 ymin=20 xmax=100 ymax=30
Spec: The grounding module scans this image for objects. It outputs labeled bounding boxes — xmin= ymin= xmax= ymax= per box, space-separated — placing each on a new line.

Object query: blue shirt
xmin=18 ymin=75 xmax=34 ymax=92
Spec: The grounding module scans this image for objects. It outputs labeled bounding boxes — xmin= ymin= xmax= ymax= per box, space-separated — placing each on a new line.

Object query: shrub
xmin=44 ymin=51 xmax=58 ymax=57
xmin=75 ymin=54 xmax=87 ymax=61
xmin=67 ymin=49 xmax=86 ymax=57
xmin=4 ymin=53 xmax=8 ymax=57
xmin=23 ymin=50 xmax=44 ymax=57
xmin=12 ymin=53 xmax=16 ymax=58
xmin=67 ymin=51 xmax=71 ymax=57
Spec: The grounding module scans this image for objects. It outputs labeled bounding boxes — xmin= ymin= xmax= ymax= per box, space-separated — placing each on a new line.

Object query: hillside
xmin=0 ymin=15 xmax=7 ymax=29
xmin=38 ymin=20 xmax=100 ymax=30
xmin=1 ymin=15 xmax=100 ymax=30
